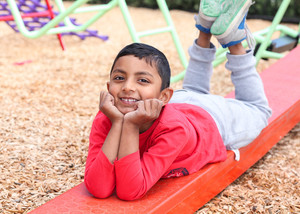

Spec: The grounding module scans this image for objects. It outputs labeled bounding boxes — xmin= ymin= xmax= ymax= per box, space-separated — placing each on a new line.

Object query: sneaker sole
xmin=198 ymin=10 xmax=217 ymax=29
xmin=201 ymin=0 xmax=223 ymax=17
xmin=213 ymin=0 xmax=252 ymax=39
xmin=199 ymin=10 xmax=218 ymax=21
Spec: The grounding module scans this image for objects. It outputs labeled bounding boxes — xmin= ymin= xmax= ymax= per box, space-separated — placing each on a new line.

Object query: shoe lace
xmin=245 ymin=24 xmax=256 ymax=50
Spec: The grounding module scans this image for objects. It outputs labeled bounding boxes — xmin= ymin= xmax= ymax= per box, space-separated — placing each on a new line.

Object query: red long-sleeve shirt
xmin=84 ymin=103 xmax=227 ymax=200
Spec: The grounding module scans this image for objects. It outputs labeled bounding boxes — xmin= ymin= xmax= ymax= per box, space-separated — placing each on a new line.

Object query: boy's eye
xmin=113 ymin=76 xmax=124 ymax=80
xmin=138 ymin=78 xmax=150 ymax=83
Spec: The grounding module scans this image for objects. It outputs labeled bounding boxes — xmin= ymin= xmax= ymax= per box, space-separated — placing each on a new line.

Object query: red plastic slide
xmin=30 ymin=46 xmax=300 ymax=214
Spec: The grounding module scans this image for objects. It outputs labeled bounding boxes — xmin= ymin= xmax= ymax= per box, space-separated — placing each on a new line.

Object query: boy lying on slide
xmin=84 ymin=0 xmax=272 ymax=200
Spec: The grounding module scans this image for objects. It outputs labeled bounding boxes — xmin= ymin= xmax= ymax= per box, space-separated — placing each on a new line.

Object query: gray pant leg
xmin=226 ymin=51 xmax=272 ymax=118
xmin=170 ymin=42 xmax=226 ymax=143
xmin=170 ymin=42 xmax=272 ymax=159
xmin=182 ymin=40 xmax=215 ymax=94
xmin=170 ymin=41 xmax=228 ymax=143
xmin=222 ymin=50 xmax=272 ymax=150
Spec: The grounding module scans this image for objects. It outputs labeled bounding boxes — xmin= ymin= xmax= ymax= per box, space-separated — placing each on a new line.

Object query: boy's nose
xmin=122 ymin=80 xmax=135 ymax=92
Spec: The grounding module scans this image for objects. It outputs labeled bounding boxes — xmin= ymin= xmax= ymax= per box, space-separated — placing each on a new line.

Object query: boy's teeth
xmin=122 ymin=98 xmax=137 ymax=102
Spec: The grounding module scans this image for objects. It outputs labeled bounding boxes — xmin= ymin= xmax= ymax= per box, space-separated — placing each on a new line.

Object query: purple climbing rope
xmin=0 ymin=0 xmax=109 ymax=41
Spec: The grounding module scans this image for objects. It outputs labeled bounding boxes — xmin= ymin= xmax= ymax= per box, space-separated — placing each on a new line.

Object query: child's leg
xmin=172 ymin=0 xmax=272 ymax=160
xmin=181 ymin=0 xmax=254 ymax=95
xmin=181 ymin=31 xmax=215 ymax=94
xmin=175 ymin=0 xmax=271 ymax=159
xmin=227 ymin=44 xmax=269 ymax=113
xmin=209 ymin=1 xmax=272 ymax=152
xmin=220 ymin=46 xmax=272 ymax=151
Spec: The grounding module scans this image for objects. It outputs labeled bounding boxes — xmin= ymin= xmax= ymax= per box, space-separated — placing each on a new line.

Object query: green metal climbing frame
xmin=5 ymin=0 xmax=188 ymax=82
xmin=5 ymin=0 xmax=300 ymax=83
xmin=210 ymin=0 xmax=300 ymax=68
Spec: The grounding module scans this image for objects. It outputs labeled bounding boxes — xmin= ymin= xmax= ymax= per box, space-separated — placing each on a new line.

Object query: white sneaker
xmin=195 ymin=0 xmax=225 ymax=33
xmin=211 ymin=0 xmax=255 ymax=48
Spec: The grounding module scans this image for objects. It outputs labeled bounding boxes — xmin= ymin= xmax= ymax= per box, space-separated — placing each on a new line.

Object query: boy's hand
xmin=124 ymin=99 xmax=163 ymax=128
xmin=99 ymin=91 xmax=123 ymax=122
xmin=117 ymin=99 xmax=162 ymax=160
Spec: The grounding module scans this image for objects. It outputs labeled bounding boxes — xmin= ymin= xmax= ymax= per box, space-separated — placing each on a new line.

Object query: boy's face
xmin=107 ymin=55 xmax=170 ymax=115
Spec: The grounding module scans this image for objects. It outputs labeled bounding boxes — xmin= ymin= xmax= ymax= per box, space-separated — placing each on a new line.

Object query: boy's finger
xmin=148 ymin=99 xmax=161 ymax=109
xmin=99 ymin=91 xmax=105 ymax=105
xmin=152 ymin=100 xmax=163 ymax=115
xmin=137 ymin=100 xmax=144 ymax=111
xmin=100 ymin=91 xmax=107 ymax=101
xmin=143 ymin=99 xmax=152 ymax=113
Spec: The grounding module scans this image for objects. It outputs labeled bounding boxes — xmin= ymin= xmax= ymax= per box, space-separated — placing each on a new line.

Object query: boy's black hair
xmin=110 ymin=43 xmax=171 ymax=90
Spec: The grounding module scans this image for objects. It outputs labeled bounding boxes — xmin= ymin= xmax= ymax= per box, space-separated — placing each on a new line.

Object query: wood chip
xmin=0 ymin=2 xmax=299 ymax=213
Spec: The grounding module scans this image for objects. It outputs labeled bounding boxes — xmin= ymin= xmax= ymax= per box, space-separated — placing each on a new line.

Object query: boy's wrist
xmin=111 ymin=116 xmax=124 ymax=124
xmin=118 ymin=118 xmax=140 ymax=160
xmin=123 ymin=118 xmax=140 ymax=130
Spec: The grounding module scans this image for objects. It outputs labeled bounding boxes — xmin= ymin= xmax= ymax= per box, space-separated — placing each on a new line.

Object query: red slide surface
xmin=30 ymin=46 xmax=300 ymax=214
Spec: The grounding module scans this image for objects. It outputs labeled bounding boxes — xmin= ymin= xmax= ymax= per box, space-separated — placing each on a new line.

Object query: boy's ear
xmin=159 ymin=87 xmax=174 ymax=106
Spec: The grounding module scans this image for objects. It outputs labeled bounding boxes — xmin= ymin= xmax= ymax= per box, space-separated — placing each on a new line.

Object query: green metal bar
xmin=6 ymin=0 xmax=119 ymax=36
xmin=156 ymin=0 xmax=188 ymax=83
xmin=171 ymin=70 xmax=186 ymax=83
xmin=172 ymin=0 xmax=299 ymax=83
xmin=118 ymin=0 xmax=140 ymax=42
xmin=65 ymin=2 xmax=118 ymax=32
xmin=253 ymin=27 xmax=271 ymax=38
xmin=73 ymin=3 xmax=118 ymax=13
xmin=254 ymin=34 xmax=268 ymax=44
xmin=298 ymin=22 xmax=300 ymax=44
xmin=156 ymin=0 xmax=188 ymax=69
xmin=171 ymin=46 xmax=228 ymax=83
xmin=211 ymin=22 xmax=300 ymax=68
xmin=54 ymin=0 xmax=73 ymax=27
xmin=137 ymin=26 xmax=173 ymax=38
xmin=252 ymin=24 xmax=299 ymax=48
xmin=50 ymin=0 xmax=119 ymax=34
xmin=276 ymin=24 xmax=299 ymax=37
xmin=45 ymin=6 xmax=115 ymax=34
xmin=8 ymin=0 xmax=297 ymax=83
xmin=252 ymin=24 xmax=299 ymax=39
xmin=262 ymin=50 xmax=284 ymax=59
xmin=215 ymin=46 xmax=227 ymax=57
xmin=115 ymin=0 xmax=188 ymax=82
xmin=213 ymin=53 xmax=227 ymax=67
xmin=7 ymin=0 xmax=89 ymax=38
xmin=255 ymin=0 xmax=291 ymax=63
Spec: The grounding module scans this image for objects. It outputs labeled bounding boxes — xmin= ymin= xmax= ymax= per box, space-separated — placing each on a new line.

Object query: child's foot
xmin=195 ymin=0 xmax=225 ymax=33
xmin=211 ymin=0 xmax=254 ymax=48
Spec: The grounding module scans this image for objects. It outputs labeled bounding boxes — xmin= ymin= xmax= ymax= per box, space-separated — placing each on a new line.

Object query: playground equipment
xmin=0 ymin=0 xmax=188 ymax=71
xmin=2 ymin=1 xmax=298 ymax=212
xmin=0 ymin=0 xmax=66 ymax=49
xmin=170 ymin=0 xmax=300 ymax=82
xmin=0 ymin=0 xmax=299 ymax=80
xmin=0 ymin=0 xmax=109 ymax=49
xmin=214 ymin=0 xmax=300 ymax=66
xmin=29 ymin=44 xmax=300 ymax=214
xmin=253 ymin=0 xmax=300 ymax=62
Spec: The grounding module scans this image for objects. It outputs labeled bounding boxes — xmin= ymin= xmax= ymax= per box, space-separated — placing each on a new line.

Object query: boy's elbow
xmin=84 ymin=179 xmax=113 ymax=199
xmin=116 ymin=192 xmax=138 ymax=201
xmin=116 ymin=188 xmax=145 ymax=201
xmin=92 ymin=192 xmax=112 ymax=199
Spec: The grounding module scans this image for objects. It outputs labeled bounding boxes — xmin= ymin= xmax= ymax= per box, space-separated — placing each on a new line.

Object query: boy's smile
xmin=107 ymin=55 xmax=164 ymax=114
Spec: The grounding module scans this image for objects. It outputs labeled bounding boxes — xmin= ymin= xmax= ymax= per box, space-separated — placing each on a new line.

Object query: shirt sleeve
xmin=84 ymin=112 xmax=115 ymax=198
xmin=114 ymin=123 xmax=189 ymax=200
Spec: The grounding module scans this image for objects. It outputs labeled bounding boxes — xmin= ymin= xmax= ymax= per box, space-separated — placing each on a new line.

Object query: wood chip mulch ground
xmin=0 ymin=2 xmax=299 ymax=213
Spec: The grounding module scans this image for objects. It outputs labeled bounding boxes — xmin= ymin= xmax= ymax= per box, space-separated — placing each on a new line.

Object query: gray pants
xmin=170 ymin=41 xmax=272 ymax=160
